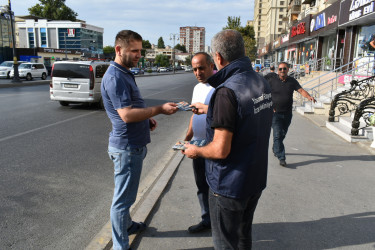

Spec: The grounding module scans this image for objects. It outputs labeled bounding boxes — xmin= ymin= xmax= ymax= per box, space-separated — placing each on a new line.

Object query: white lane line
xmin=0 ymin=111 xmax=98 ymax=143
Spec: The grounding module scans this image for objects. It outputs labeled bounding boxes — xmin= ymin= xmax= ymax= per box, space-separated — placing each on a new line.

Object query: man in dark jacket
xmin=184 ymin=29 xmax=273 ymax=250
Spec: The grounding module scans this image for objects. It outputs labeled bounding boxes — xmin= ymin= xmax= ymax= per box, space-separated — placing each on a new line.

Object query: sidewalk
xmin=131 ymin=112 xmax=375 ymax=250
xmin=0 ymin=78 xmax=50 ymax=88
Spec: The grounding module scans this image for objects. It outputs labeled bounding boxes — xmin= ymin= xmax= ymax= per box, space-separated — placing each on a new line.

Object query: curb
xmin=85 ymin=152 xmax=185 ymax=250
xmin=0 ymin=80 xmax=50 ymax=88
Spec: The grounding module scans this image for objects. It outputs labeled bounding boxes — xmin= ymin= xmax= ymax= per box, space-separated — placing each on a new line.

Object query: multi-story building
xmin=179 ymin=26 xmax=205 ymax=54
xmin=254 ymin=0 xmax=287 ymax=49
xmin=15 ymin=16 xmax=103 ymax=64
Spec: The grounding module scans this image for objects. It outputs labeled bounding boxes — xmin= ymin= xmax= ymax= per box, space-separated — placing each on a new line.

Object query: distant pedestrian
xmin=183 ymin=29 xmax=273 ymax=250
xmin=255 ymin=66 xmax=261 ymax=73
xmin=267 ymin=62 xmax=316 ymax=167
xmin=264 ymin=65 xmax=277 ymax=80
xmin=184 ymin=52 xmax=215 ymax=233
xmin=101 ymin=30 xmax=178 ymax=250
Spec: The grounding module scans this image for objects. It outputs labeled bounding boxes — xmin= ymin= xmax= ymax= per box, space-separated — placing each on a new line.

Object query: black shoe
xmin=279 ymin=159 xmax=287 ymax=167
xmin=128 ymin=221 xmax=146 ymax=235
xmin=188 ymin=221 xmax=211 ymax=233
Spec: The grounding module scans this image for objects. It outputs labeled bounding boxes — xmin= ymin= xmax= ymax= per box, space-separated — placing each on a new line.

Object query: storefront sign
xmin=67 ymin=29 xmax=75 ymax=37
xmin=310 ymin=1 xmax=340 ymax=36
xmin=340 ymin=0 xmax=375 ymax=26
xmin=291 ymin=22 xmax=306 ymax=37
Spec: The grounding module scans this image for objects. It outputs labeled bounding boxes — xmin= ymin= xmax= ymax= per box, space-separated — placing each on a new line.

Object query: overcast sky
xmin=1 ymin=0 xmax=254 ymax=47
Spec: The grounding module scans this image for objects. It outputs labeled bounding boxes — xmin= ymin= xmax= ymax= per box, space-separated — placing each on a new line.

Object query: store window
xmin=299 ymin=40 xmax=316 ymax=65
xmin=355 ymin=24 xmax=375 ymax=58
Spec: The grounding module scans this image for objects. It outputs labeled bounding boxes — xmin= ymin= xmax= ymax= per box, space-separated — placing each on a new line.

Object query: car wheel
xmin=41 ymin=73 xmax=47 ymax=80
xmin=59 ymin=101 xmax=69 ymax=106
xmin=7 ymin=72 xmax=10 ymax=79
xmin=26 ymin=73 xmax=32 ymax=81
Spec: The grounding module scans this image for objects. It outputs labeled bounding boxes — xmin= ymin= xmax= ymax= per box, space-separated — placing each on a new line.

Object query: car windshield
xmin=52 ymin=63 xmax=91 ymax=78
xmin=132 ymin=68 xmax=140 ymax=70
xmin=19 ymin=64 xmax=32 ymax=69
xmin=0 ymin=62 xmax=13 ymax=67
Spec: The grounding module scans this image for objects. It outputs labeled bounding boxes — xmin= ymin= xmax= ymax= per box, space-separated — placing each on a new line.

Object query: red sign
xmin=67 ymin=29 xmax=75 ymax=37
xmin=327 ymin=15 xmax=337 ymax=25
xmin=291 ymin=22 xmax=306 ymax=37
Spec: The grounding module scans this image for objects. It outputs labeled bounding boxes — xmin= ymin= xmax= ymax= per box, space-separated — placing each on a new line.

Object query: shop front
xmin=339 ymin=0 xmax=375 ymax=76
xmin=288 ymin=16 xmax=311 ymax=67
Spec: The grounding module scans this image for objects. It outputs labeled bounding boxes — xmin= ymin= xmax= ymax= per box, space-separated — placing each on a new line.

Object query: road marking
xmin=0 ymin=111 xmax=98 ymax=143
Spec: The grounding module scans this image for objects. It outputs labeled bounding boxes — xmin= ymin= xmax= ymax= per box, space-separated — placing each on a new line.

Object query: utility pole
xmin=8 ymin=0 xmax=21 ymax=83
xmin=170 ymin=33 xmax=179 ymax=74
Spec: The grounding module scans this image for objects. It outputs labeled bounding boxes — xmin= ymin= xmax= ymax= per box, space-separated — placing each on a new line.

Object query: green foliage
xmin=185 ymin=55 xmax=192 ymax=66
xmin=174 ymin=44 xmax=187 ymax=53
xmin=28 ymin=0 xmax=77 ymax=21
xmin=155 ymin=54 xmax=169 ymax=67
xmin=103 ymin=46 xmax=115 ymax=54
xmin=157 ymin=37 xmax=165 ymax=49
xmin=142 ymin=40 xmax=152 ymax=49
xmin=222 ymin=16 xmax=257 ymax=61
xmin=369 ymin=114 xmax=375 ymax=126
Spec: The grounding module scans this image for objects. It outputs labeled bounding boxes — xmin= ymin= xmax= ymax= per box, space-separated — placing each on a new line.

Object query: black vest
xmin=205 ymin=57 xmax=273 ymax=199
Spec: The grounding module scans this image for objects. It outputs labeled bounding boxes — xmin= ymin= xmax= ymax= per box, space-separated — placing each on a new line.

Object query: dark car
xmin=130 ymin=67 xmax=144 ymax=75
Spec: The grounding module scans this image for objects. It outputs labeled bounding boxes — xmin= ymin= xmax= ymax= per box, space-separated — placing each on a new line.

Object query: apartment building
xmin=179 ymin=26 xmax=205 ymax=54
xmin=254 ymin=0 xmax=287 ymax=49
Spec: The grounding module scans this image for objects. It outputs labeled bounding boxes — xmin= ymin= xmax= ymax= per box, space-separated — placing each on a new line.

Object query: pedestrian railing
xmin=351 ymin=96 xmax=375 ymax=135
xmin=296 ymin=56 xmax=374 ymax=107
xmin=328 ymin=76 xmax=375 ymax=122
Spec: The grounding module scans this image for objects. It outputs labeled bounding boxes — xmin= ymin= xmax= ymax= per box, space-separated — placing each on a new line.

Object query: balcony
xmin=288 ymin=0 xmax=301 ymax=9
xmin=305 ymin=6 xmax=318 ymax=15
xmin=324 ymin=0 xmax=338 ymax=4
xmin=289 ymin=5 xmax=302 ymax=14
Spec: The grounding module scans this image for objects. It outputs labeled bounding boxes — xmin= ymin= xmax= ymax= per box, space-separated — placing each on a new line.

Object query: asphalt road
xmin=0 ymin=72 xmax=196 ymax=249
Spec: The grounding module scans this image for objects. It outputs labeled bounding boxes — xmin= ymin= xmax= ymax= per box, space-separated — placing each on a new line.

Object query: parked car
xmin=130 ymin=67 xmax=144 ymax=75
xmin=10 ymin=62 xmax=48 ymax=80
xmin=0 ymin=61 xmax=27 ymax=79
xmin=151 ymin=66 xmax=158 ymax=72
xmin=185 ymin=66 xmax=192 ymax=72
xmin=50 ymin=61 xmax=110 ymax=107
xmin=158 ymin=67 xmax=168 ymax=72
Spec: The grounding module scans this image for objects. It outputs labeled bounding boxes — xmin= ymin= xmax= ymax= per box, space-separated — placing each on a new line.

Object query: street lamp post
xmin=170 ymin=33 xmax=179 ymax=74
xmin=7 ymin=0 xmax=21 ymax=83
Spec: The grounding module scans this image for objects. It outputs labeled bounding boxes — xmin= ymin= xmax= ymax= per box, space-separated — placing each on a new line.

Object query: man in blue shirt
xmin=101 ymin=30 xmax=178 ymax=250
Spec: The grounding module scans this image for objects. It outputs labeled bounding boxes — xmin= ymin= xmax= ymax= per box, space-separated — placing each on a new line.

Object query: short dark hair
xmin=278 ymin=62 xmax=289 ymax=68
xmin=115 ymin=30 xmax=142 ymax=47
xmin=192 ymin=52 xmax=214 ymax=65
xmin=270 ymin=66 xmax=275 ymax=71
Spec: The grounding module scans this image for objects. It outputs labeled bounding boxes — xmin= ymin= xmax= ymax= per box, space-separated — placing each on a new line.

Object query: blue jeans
xmin=209 ymin=189 xmax=262 ymax=250
xmin=272 ymin=111 xmax=293 ymax=160
xmin=192 ymin=157 xmax=210 ymax=225
xmin=108 ymin=145 xmax=147 ymax=250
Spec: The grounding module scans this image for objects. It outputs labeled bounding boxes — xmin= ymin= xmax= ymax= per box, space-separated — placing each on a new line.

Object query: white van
xmin=50 ymin=61 xmax=110 ymax=107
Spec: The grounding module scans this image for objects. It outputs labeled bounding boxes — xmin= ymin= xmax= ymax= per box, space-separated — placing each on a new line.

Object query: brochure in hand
xmin=172 ymin=139 xmax=207 ymax=150
xmin=176 ymin=101 xmax=195 ymax=111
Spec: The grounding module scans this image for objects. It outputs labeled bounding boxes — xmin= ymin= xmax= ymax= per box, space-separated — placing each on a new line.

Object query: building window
xmin=40 ymin=28 xmax=47 ymax=48
xmin=279 ymin=15 xmax=283 ymax=19
xmin=280 ymin=1 xmax=285 ymax=5
xmin=279 ymin=28 xmax=283 ymax=32
xmin=279 ymin=21 xmax=283 ymax=25
xmin=280 ymin=8 xmax=284 ymax=12
xmin=28 ymin=28 xmax=35 ymax=48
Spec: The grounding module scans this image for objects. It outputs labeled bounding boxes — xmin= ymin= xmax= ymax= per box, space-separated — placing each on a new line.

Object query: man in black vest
xmin=183 ymin=29 xmax=273 ymax=250
xmin=267 ymin=62 xmax=316 ymax=167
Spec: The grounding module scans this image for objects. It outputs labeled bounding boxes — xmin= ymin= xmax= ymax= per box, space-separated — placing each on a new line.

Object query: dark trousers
xmin=192 ymin=157 xmax=210 ymax=224
xmin=209 ymin=189 xmax=262 ymax=250
xmin=272 ymin=111 xmax=293 ymax=160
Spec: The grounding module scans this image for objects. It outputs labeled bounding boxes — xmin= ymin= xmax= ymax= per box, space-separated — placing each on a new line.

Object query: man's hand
xmin=182 ymin=144 xmax=199 ymax=159
xmin=161 ymin=102 xmax=178 ymax=115
xmin=309 ymin=96 xmax=317 ymax=103
xmin=149 ymin=118 xmax=157 ymax=131
xmin=191 ymin=102 xmax=208 ymax=115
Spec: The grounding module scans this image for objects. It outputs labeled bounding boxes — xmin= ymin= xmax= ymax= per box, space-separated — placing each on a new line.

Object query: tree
xmin=185 ymin=55 xmax=192 ymax=66
xmin=157 ymin=37 xmax=165 ymax=49
xmin=155 ymin=54 xmax=169 ymax=67
xmin=28 ymin=0 xmax=77 ymax=21
xmin=174 ymin=44 xmax=186 ymax=53
xmin=222 ymin=16 xmax=257 ymax=61
xmin=103 ymin=46 xmax=115 ymax=54
xmin=143 ymin=40 xmax=152 ymax=49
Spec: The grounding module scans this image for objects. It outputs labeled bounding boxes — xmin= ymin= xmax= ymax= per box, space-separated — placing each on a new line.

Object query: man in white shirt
xmin=184 ymin=52 xmax=215 ymax=233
